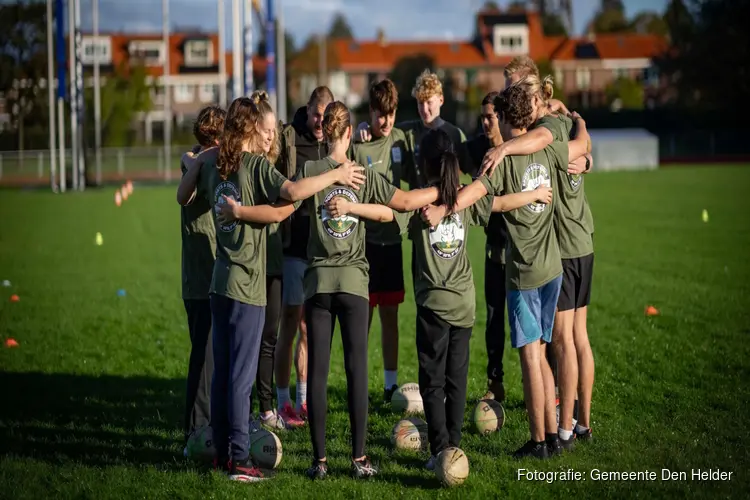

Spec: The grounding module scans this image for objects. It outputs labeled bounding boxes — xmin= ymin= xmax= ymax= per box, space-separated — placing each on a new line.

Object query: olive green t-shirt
xmin=196 ymin=152 xmax=288 ymax=305
xmin=352 ymin=128 xmax=410 ymax=245
xmin=535 ymin=115 xmax=595 ymax=259
xmin=398 ymin=120 xmax=470 ymax=189
xmin=181 ymin=162 xmax=217 ymax=300
xmin=299 ymin=157 xmax=398 ymax=301
xmin=478 ymin=142 xmax=568 ymax=291
xmin=394 ymin=194 xmax=493 ymax=328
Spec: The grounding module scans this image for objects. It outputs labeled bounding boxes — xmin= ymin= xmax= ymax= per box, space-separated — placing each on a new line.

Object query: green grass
xmin=1 ymin=166 xmax=749 ymax=499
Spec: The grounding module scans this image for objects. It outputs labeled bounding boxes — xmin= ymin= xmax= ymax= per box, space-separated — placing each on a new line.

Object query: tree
xmin=630 ymin=11 xmax=669 ymax=35
xmin=657 ymin=0 xmax=749 ymax=109
xmin=507 ymin=1 xmax=526 ymax=13
xmin=328 ymin=13 xmax=353 ymax=40
xmin=542 ymin=13 xmax=568 ymax=36
xmin=481 ymin=1 xmax=500 ymax=11
xmin=605 ymin=77 xmax=644 ymax=110
xmin=389 ymin=54 xmax=436 ymax=103
xmin=590 ymin=7 xmax=631 ymax=33
xmin=0 ymin=1 xmax=49 ymax=150
xmin=93 ymin=63 xmax=153 ymax=147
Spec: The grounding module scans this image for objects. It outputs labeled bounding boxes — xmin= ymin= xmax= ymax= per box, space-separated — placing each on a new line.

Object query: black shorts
xmin=366 ymin=241 xmax=405 ymax=306
xmin=557 ymin=253 xmax=594 ymax=312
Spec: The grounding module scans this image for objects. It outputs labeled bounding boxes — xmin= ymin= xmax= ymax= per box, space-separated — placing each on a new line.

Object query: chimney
xmin=377 ymin=28 xmax=387 ymax=47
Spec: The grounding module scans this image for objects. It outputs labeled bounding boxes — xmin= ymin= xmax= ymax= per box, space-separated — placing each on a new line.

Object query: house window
xmin=174 ymin=84 xmax=195 ymax=103
xmin=81 ymin=36 xmax=111 ymax=65
xmin=493 ymin=25 xmax=529 ymax=55
xmin=185 ymin=40 xmax=213 ymax=66
xmin=129 ymin=41 xmax=164 ymax=66
xmin=555 ymin=67 xmax=564 ymax=88
xmin=576 ymin=68 xmax=591 ymax=90
xmin=614 ymin=67 xmax=628 ymax=79
xmin=199 ymin=84 xmax=216 ymax=103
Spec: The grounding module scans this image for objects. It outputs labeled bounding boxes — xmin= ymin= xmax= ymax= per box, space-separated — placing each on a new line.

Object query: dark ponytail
xmin=438 ymin=151 xmax=459 ymax=210
xmin=419 ymin=128 xmax=460 ymax=211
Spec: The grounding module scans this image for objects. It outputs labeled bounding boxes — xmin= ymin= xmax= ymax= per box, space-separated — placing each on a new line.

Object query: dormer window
xmin=129 ymin=40 xmax=164 ymax=66
xmin=492 ymin=24 xmax=528 ymax=55
xmin=185 ymin=40 xmax=213 ymax=67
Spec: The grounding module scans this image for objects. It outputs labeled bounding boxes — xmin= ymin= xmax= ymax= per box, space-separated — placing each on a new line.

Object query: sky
xmin=72 ymin=0 xmax=670 ymax=45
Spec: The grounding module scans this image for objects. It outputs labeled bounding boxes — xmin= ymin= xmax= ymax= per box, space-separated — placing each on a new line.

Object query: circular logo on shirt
xmin=521 ymin=163 xmax=551 ymax=213
xmin=568 ymin=173 xmax=582 ymax=191
xmin=429 ymin=213 xmax=465 ymax=259
xmin=214 ymin=181 xmax=241 ymax=232
xmin=321 ymin=187 xmax=359 ymax=239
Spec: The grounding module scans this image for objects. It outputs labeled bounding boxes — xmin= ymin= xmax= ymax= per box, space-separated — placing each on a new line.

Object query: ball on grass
xmin=435 ymin=447 xmax=469 ymax=487
xmin=473 ymin=399 xmax=505 ymax=434
xmin=391 ymin=382 xmax=423 ymax=414
xmin=391 ymin=417 xmax=427 ymax=451
xmin=249 ymin=428 xmax=283 ymax=469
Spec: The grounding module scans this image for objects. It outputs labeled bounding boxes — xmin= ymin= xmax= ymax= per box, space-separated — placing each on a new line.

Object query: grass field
xmin=1 ymin=166 xmax=749 ymax=499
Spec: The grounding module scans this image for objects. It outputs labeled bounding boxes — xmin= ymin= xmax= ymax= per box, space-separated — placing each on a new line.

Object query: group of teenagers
xmin=177 ymin=54 xmax=596 ymax=483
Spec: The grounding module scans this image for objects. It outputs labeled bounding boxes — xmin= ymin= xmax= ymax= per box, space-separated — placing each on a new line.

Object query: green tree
xmin=481 ymin=1 xmax=500 ymax=10
xmin=630 ymin=11 xmax=669 ymax=35
xmin=542 ymin=13 xmax=568 ymax=36
xmin=93 ymin=63 xmax=153 ymax=147
xmin=657 ymin=0 xmax=748 ymax=109
xmin=0 ymin=1 xmax=49 ymax=150
xmin=605 ymin=77 xmax=644 ymax=110
xmin=328 ymin=13 xmax=353 ymax=40
xmin=590 ymin=7 xmax=631 ymax=33
xmin=508 ymin=1 xmax=527 ymax=13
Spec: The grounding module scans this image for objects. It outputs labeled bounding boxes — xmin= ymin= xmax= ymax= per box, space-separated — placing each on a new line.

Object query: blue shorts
xmin=507 ymin=275 xmax=563 ymax=349
xmin=282 ymin=257 xmax=307 ymax=307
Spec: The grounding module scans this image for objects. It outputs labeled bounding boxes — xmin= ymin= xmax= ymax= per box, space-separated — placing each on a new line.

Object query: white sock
xmin=296 ymin=382 xmax=307 ymax=410
xmin=575 ymin=424 xmax=589 ymax=433
xmin=558 ymin=427 xmax=573 ymax=440
xmin=384 ymin=370 xmax=398 ymax=390
xmin=277 ymin=387 xmax=291 ymax=410
xmin=572 ymin=417 xmax=578 ymax=429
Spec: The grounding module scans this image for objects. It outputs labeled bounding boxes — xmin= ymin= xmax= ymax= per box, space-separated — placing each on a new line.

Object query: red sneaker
xmin=279 ymin=402 xmax=305 ymax=428
xmin=229 ymin=457 xmax=267 ymax=482
xmin=298 ymin=402 xmax=308 ymax=421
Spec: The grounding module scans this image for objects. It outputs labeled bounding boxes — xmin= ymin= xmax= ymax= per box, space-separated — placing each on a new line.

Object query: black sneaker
xmin=482 ymin=379 xmax=506 ymax=403
xmin=229 ymin=457 xmax=266 ymax=482
xmin=546 ymin=434 xmax=563 ymax=457
xmin=384 ymin=385 xmax=398 ymax=405
xmin=575 ymin=427 xmax=593 ymax=441
xmin=307 ymin=459 xmax=328 ymax=480
xmin=559 ymin=434 xmax=576 ymax=452
xmin=351 ymin=456 xmax=378 ymax=479
xmin=513 ymin=440 xmax=549 ymax=459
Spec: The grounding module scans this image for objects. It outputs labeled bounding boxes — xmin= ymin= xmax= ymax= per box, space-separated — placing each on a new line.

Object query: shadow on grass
xmin=0 ymin=371 xmax=185 ymax=468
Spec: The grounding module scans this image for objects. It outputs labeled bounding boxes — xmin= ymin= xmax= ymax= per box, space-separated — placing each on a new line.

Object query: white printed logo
xmin=428 ymin=213 xmax=465 ymax=259
xmin=391 ymin=147 xmax=402 ymax=164
xmin=321 ymin=187 xmax=359 ymax=239
xmin=521 ymin=163 xmax=551 ymax=213
xmin=568 ymin=173 xmax=582 ymax=191
xmin=214 ymin=181 xmax=241 ymax=232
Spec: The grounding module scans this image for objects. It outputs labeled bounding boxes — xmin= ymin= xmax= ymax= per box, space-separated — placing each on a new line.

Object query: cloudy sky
xmin=72 ymin=0 xmax=669 ymax=45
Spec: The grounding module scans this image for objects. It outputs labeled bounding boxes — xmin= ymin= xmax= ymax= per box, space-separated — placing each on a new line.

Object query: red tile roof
xmin=550 ymin=33 xmax=667 ymax=61
xmin=332 ymin=39 xmax=486 ymax=71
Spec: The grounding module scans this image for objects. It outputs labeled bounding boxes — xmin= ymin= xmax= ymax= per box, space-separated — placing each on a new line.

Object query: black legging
xmin=251 ymin=275 xmax=283 ymax=414
xmin=305 ymin=292 xmax=369 ymax=460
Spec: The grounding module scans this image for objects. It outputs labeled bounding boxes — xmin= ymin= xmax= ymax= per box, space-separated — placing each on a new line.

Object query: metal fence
xmin=0 ymin=146 xmax=195 ymax=187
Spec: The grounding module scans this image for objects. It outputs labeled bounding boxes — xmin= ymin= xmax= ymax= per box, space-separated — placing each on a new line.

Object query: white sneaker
xmin=260 ymin=410 xmax=286 ymax=431
xmin=425 ymin=455 xmax=437 ymax=471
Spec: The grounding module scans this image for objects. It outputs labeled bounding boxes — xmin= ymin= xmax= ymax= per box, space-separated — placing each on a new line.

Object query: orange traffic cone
xmin=10 ymin=294 xmax=20 ymax=302
xmin=645 ymin=305 xmax=659 ymax=316
xmin=5 ymin=338 xmax=19 ymax=348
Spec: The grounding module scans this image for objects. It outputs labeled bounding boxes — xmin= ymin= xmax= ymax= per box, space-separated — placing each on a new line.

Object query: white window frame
xmin=174 ymin=83 xmax=195 ymax=103
xmin=185 ymin=40 xmax=214 ymax=66
xmin=129 ymin=40 xmax=165 ymax=66
xmin=576 ymin=68 xmax=591 ymax=90
xmin=81 ymin=36 xmax=112 ymax=65
xmin=554 ymin=67 xmax=564 ymax=88
xmin=492 ymin=25 xmax=529 ymax=56
xmin=199 ymin=83 xmax=216 ymax=103
xmin=613 ymin=67 xmax=628 ymax=79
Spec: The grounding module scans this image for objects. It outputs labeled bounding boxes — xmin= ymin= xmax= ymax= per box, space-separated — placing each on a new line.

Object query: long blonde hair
xmin=249 ymin=90 xmax=281 ymax=164
xmin=218 ymin=97 xmax=260 ymax=180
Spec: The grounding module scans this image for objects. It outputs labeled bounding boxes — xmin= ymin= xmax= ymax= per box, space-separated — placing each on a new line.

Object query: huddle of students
xmin=177 ymin=55 xmax=596 ymax=483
